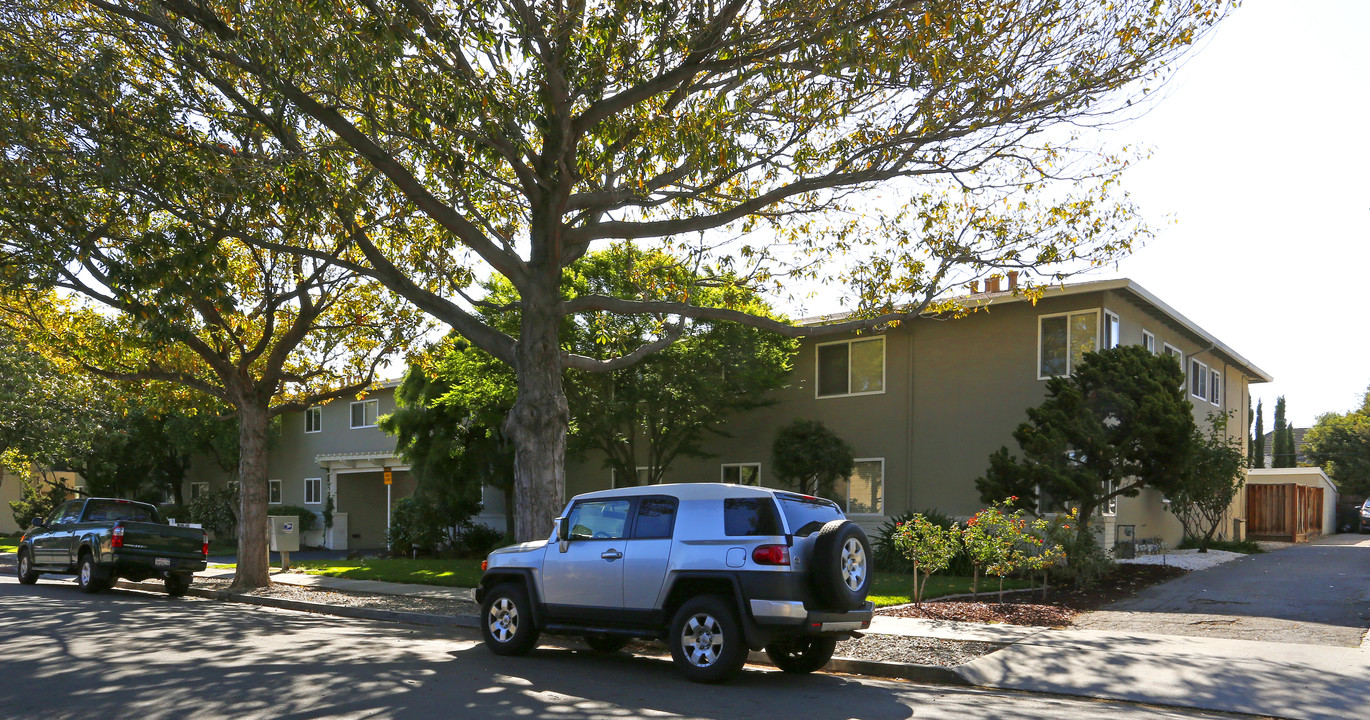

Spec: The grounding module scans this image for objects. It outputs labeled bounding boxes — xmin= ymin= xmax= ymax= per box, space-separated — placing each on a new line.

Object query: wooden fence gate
xmin=1246 ymin=483 xmax=1323 ymax=542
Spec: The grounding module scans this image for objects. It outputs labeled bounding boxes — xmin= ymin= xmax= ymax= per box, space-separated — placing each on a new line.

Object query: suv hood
xmin=490 ymin=540 xmax=548 ymax=555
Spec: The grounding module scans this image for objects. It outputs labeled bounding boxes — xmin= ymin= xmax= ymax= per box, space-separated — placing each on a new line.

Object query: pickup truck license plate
xmin=154 ymin=557 xmax=170 ymax=568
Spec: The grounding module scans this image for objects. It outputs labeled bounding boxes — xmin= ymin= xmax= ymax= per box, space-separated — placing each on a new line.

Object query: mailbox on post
xmin=269 ymin=515 xmax=300 ymax=571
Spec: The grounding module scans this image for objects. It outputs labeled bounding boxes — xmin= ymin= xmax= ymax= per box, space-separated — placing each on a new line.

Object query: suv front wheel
xmin=668 ymin=596 xmax=748 ymax=683
xmin=481 ymin=583 xmax=541 ymax=656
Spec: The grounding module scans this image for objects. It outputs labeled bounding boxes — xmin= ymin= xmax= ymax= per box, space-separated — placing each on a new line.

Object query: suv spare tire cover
xmin=809 ymin=519 xmax=872 ymax=610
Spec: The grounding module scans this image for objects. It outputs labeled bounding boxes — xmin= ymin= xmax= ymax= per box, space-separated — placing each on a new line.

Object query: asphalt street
xmin=0 ymin=575 xmax=1248 ymax=720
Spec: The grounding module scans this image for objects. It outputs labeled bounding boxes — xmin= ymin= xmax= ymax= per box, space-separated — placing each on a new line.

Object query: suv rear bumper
xmin=749 ymin=599 xmax=873 ymax=633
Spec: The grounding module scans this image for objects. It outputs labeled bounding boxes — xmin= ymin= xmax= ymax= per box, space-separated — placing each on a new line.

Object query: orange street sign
xmin=383 ymin=468 xmax=393 ymax=485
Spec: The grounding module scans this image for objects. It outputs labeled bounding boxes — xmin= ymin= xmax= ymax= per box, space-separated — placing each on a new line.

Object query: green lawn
xmin=0 ymin=536 xmax=19 ymax=554
xmin=206 ymin=554 xmax=1030 ymax=607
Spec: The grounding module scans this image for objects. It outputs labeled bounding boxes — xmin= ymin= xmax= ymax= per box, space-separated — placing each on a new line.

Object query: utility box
xmin=269 ymin=516 xmax=300 ymax=553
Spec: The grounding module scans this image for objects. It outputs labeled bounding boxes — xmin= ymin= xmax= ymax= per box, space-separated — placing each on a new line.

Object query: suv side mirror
xmin=30 ymin=517 xmax=44 ymax=529
xmin=555 ymin=516 xmax=570 ymax=552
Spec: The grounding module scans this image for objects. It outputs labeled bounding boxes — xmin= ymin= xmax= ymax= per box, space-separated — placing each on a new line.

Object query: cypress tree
xmin=1252 ymin=399 xmax=1265 ymax=468
xmin=1273 ymin=396 xmax=1290 ymax=468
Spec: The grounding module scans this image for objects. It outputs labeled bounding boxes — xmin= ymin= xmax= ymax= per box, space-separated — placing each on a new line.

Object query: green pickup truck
xmin=15 ymin=497 xmax=208 ymax=596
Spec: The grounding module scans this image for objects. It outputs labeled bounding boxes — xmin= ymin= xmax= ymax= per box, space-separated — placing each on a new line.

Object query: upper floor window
xmin=1142 ymin=330 xmax=1155 ymax=354
xmin=612 ymin=466 xmax=651 ymax=488
xmin=268 ymin=479 xmax=282 ymax=505
xmin=350 ymin=399 xmax=379 ymax=429
xmin=721 ymin=463 xmax=760 ymax=486
xmin=1208 ymin=368 xmax=1222 ymax=406
xmin=305 ymin=407 xmax=322 ymax=433
xmin=833 ymin=458 xmax=884 ymax=515
xmin=1103 ymin=311 xmax=1121 ymax=350
xmin=816 ymin=337 xmax=885 ymax=398
xmin=1039 ymin=310 xmax=1098 ymax=378
xmin=1190 ymin=359 xmax=1209 ymax=401
xmin=1163 ymin=343 xmax=1184 ymax=373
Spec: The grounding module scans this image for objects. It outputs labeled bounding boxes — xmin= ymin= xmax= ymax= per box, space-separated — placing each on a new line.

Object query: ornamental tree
xmin=891 ymin=513 xmax=961 ymax=605
xmin=771 ymin=419 xmax=855 ymax=500
xmin=11 ymin=0 xmax=1234 ymax=540
xmin=1168 ymin=413 xmax=1246 ymax=552
xmin=976 ymin=345 xmax=1196 ymax=544
xmin=1304 ymin=387 xmax=1370 ymax=498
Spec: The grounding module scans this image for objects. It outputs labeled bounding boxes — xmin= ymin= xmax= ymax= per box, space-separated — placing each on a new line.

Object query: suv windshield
xmin=776 ymin=494 xmax=843 ymax=537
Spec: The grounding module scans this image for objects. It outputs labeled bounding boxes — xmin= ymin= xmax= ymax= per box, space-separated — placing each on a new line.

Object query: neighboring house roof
xmin=798 ymin=278 xmax=1272 ymax=383
xmin=1262 ymin=427 xmax=1311 ymax=466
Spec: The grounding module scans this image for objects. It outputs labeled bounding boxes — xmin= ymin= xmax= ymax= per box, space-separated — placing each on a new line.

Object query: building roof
xmin=798 ymin=278 xmax=1272 ymax=383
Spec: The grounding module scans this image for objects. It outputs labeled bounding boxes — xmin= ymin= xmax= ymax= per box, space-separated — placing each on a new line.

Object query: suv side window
xmin=633 ymin=497 xmax=677 ymax=539
xmin=723 ymin=497 xmax=783 ymax=536
xmin=566 ymin=499 xmax=631 ymax=540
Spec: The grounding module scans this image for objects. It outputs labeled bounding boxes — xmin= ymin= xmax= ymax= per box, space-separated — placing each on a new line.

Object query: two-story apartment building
xmin=565 ymin=277 xmax=1271 ymax=548
xmin=183 ymin=277 xmax=1268 ymax=551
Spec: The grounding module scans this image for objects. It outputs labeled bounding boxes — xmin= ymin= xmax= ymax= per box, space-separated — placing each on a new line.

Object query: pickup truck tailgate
xmin=120 ymin=521 xmax=204 ymax=559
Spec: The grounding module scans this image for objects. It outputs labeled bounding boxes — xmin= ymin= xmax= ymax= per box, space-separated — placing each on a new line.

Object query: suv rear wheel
xmin=765 ymin=636 xmax=838 ymax=674
xmin=810 ymin=520 xmax=872 ymax=610
xmin=668 ymin=595 xmax=748 ymax=683
xmin=481 ymin=583 xmax=541 ymax=656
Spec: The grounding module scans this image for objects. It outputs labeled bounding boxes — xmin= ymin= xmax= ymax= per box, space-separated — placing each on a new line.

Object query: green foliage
xmin=386 ymin=497 xmax=449 ymax=557
xmin=7 ymin=476 xmax=67 ymax=530
xmin=1168 ymin=413 xmax=1247 ymax=551
xmin=1304 ymin=386 xmax=1370 ymax=497
xmin=872 ymin=512 xmax=920 ymax=574
xmin=453 ymin=523 xmax=506 ymax=558
xmin=1176 ymin=537 xmax=1263 ymax=554
xmin=159 ymin=504 xmax=191 ymax=523
xmin=1272 ymin=396 xmax=1293 ymax=468
xmin=1050 ymin=533 xmax=1116 ymax=589
xmin=322 ymin=494 xmax=335 ymax=531
xmin=976 ymin=345 xmax=1196 ymax=541
xmin=890 ymin=514 xmax=962 ymax=604
xmin=962 ymin=500 xmax=1028 ymax=602
xmin=1251 ymin=399 xmax=1265 ymax=468
xmin=267 ymin=505 xmax=318 ymax=534
xmin=770 ymin=419 xmax=855 ymax=500
xmin=187 ymin=488 xmax=237 ymax=538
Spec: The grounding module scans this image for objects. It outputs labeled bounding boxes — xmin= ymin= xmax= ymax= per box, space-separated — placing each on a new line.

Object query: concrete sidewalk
xmin=195 ymin=566 xmax=475 ymax=602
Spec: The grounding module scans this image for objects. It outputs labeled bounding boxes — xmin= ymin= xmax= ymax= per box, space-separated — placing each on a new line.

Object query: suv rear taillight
xmin=751 ymin=544 xmax=790 ymax=566
xmin=111 ymin=523 xmax=124 ymax=548
xmin=202 ymin=530 xmax=209 ymax=557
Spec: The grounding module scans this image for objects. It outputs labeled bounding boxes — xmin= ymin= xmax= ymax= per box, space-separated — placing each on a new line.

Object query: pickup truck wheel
xmin=583 ymin=634 xmax=631 ymax=653
xmin=481 ymin=583 xmax=540 ymax=656
xmin=77 ymin=553 xmax=104 ymax=594
xmin=16 ymin=550 xmax=39 ymax=585
xmin=668 ymin=596 xmax=748 ymax=684
xmin=809 ymin=520 xmax=872 ymax=610
xmin=165 ymin=572 xmax=192 ymax=597
xmin=765 ymin=636 xmax=838 ymax=674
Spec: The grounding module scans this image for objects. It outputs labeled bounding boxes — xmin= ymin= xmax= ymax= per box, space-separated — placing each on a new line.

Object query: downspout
xmin=906 ymin=329 xmax=916 ymax=515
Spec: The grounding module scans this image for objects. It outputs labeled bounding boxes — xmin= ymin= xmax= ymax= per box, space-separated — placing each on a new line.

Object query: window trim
xmin=720 ymin=462 xmax=761 ymax=486
xmin=1102 ymin=310 xmax=1121 ymax=350
xmin=304 ymin=477 xmax=322 ymax=505
xmin=1162 ymin=343 xmax=1184 ymax=375
xmin=1141 ymin=330 xmax=1156 ymax=354
xmin=1209 ymin=368 xmax=1222 ymax=406
xmin=268 ymin=479 xmax=282 ymax=505
xmin=1037 ymin=308 xmax=1102 ymax=380
xmin=189 ymin=482 xmax=208 ymax=501
xmin=1190 ymin=358 xmax=1209 ymax=401
xmin=304 ymin=406 xmax=322 ymax=434
xmin=842 ymin=457 xmax=885 ymax=516
xmin=814 ymin=335 xmax=887 ymax=399
xmin=349 ymin=399 xmax=379 ymax=429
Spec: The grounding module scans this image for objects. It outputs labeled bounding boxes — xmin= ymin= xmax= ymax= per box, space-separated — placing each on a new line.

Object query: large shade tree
xmin=0 ymin=16 xmax=428 ymax=587
xmin=14 ymin=0 xmax=1234 ymax=540
xmin=1304 ymin=387 xmax=1370 ymax=498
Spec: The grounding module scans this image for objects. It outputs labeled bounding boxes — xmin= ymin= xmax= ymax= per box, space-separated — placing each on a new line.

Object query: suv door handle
xmin=600 ymin=549 xmax=622 ymax=561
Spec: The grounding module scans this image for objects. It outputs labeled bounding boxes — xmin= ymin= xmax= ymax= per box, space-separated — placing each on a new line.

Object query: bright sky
xmin=1104 ymin=0 xmax=1370 ymax=428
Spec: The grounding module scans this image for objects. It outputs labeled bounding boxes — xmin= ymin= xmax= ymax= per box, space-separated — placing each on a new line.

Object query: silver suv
xmin=476 ymin=483 xmax=874 ymax=683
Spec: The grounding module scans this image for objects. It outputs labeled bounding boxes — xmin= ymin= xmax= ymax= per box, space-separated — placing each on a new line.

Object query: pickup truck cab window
xmin=84 ymin=500 xmax=157 ymax=523
xmin=566 ymin=499 xmax=630 ymax=540
xmin=57 ymin=502 xmax=83 ymax=525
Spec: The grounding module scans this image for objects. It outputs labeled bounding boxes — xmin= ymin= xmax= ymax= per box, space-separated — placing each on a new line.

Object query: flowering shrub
xmin=1019 ymin=511 xmax=1069 ymax=600
xmin=962 ymin=498 xmax=1026 ymax=602
xmin=891 ymin=514 xmax=961 ymax=604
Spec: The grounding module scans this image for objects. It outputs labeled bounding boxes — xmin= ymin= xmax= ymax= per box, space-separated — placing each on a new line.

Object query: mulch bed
xmin=878 ymin=564 xmax=1188 ymax=627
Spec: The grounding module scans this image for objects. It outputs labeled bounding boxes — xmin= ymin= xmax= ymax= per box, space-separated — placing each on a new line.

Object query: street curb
xmin=115 ymin=580 xmax=972 ymax=686
xmin=114 ymin=580 xmax=479 ymax=629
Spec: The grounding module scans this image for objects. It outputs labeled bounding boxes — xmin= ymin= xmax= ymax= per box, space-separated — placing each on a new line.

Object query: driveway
xmin=1076 ymin=534 xmax=1370 ymax=647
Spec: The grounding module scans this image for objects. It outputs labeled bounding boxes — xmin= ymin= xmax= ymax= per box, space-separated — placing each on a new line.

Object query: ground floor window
xmin=612 ymin=467 xmax=651 ymax=488
xmin=304 ymin=477 xmax=322 ymax=505
xmin=834 ymin=458 xmax=883 ymax=515
xmin=268 ymin=479 xmax=282 ymax=505
xmin=720 ymin=463 xmax=760 ymax=486
xmin=190 ymin=482 xmax=207 ymax=501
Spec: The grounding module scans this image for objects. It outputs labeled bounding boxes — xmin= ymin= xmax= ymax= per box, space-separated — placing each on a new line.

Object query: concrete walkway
xmin=195 ymin=566 xmax=475 ymax=602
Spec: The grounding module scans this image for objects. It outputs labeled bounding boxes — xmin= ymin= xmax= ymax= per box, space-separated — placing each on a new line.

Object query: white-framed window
xmin=1141 ymin=330 xmax=1155 ymax=354
xmin=1102 ymin=311 xmax=1121 ymax=350
xmin=1163 ymin=343 xmax=1184 ymax=375
xmin=1209 ymin=369 xmax=1221 ymax=406
xmin=1038 ymin=310 xmax=1099 ymax=378
xmin=1103 ymin=479 xmax=1118 ymax=515
xmin=1190 ymin=359 xmax=1209 ymax=401
xmin=350 ymin=399 xmax=379 ymax=428
xmin=721 ymin=463 xmax=760 ymax=486
xmin=304 ymin=477 xmax=322 ymax=505
xmin=833 ymin=458 xmax=884 ymax=515
xmin=816 ymin=336 xmax=885 ymax=398
xmin=268 ymin=479 xmax=282 ymax=505
xmin=190 ymin=482 xmax=208 ymax=501
xmin=611 ymin=467 xmax=651 ymax=488
xmin=305 ymin=407 xmax=322 ymax=433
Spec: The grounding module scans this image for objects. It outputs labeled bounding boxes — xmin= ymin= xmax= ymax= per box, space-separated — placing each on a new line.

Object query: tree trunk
xmin=504 ymin=279 xmax=570 ymax=543
xmin=231 ymin=400 xmax=272 ymax=589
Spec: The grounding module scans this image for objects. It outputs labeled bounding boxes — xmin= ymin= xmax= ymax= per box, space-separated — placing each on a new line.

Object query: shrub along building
xmin=180 ymin=277 xmax=1268 ymax=551
xmin=564 ymin=277 xmax=1271 ymax=550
